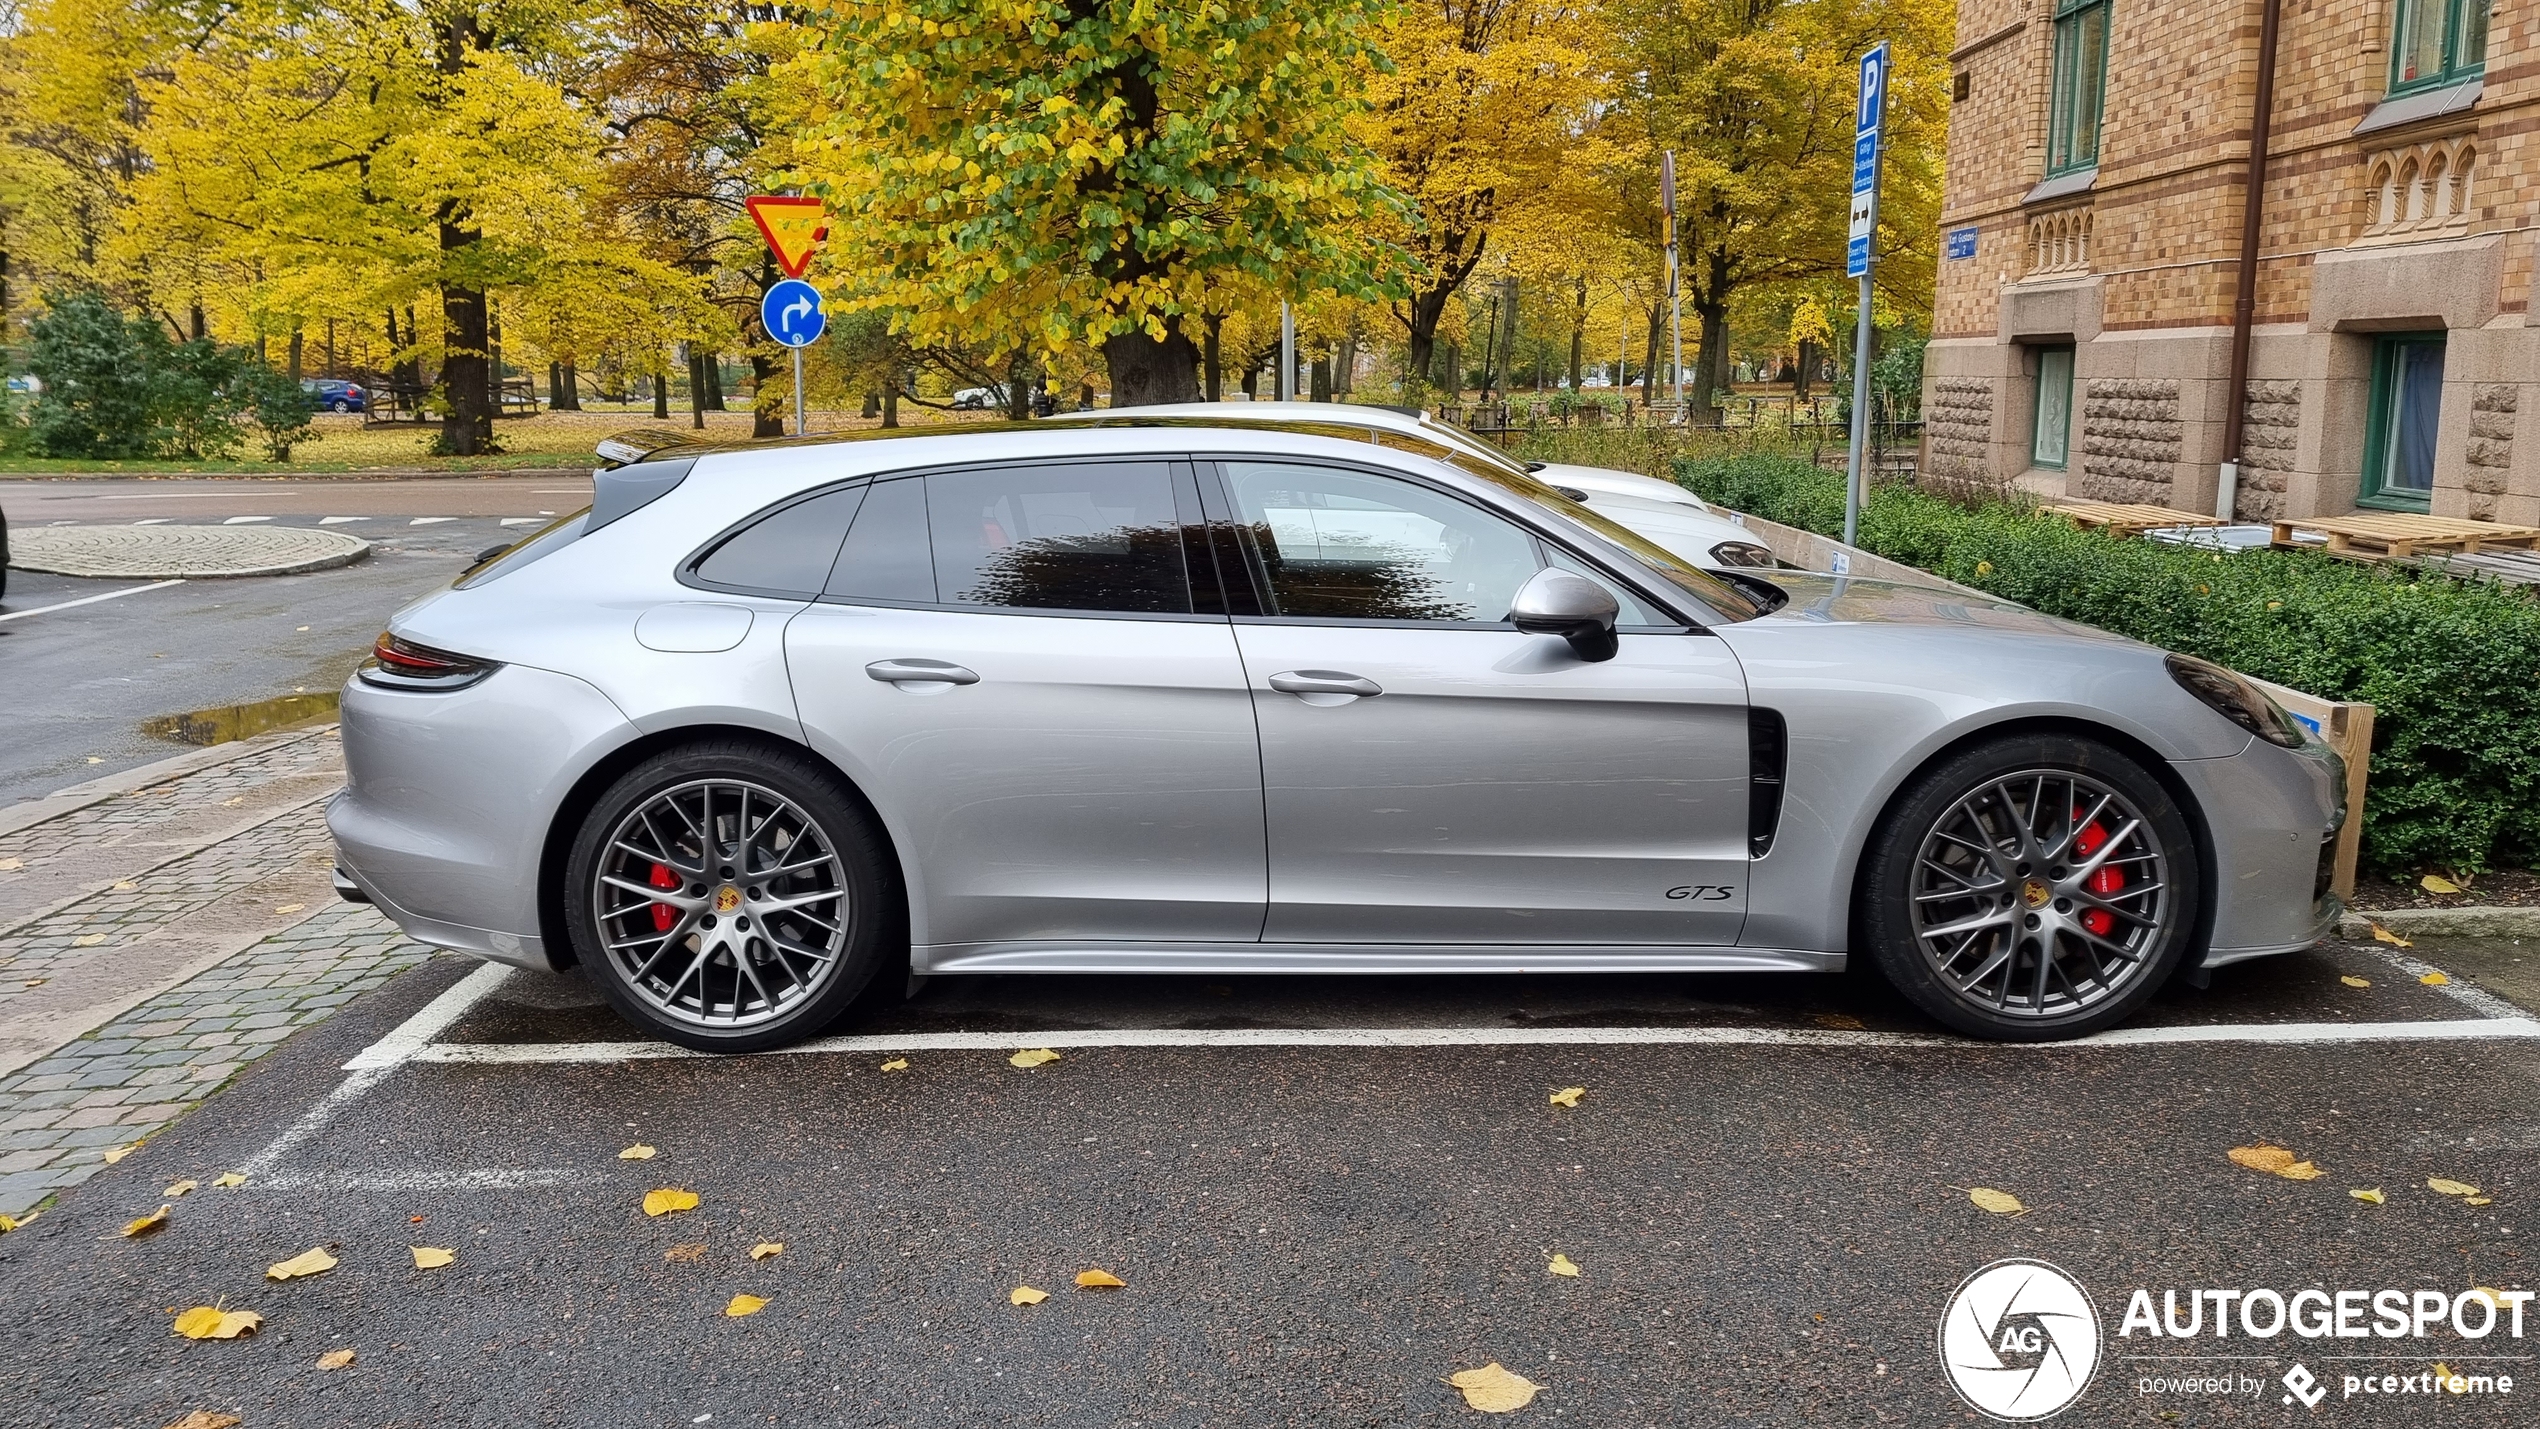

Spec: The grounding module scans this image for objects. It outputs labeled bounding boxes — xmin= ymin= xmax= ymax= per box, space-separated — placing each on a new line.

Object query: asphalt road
xmin=0 ymin=476 xmax=590 ymax=805
xmin=2 ymin=937 xmax=2532 ymax=1428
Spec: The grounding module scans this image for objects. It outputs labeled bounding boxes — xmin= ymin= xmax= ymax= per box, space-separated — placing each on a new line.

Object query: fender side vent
xmin=1748 ymin=707 xmax=1787 ymax=857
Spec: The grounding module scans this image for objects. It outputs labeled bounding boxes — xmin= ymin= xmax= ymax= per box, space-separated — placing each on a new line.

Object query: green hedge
xmin=1675 ymin=454 xmax=2540 ymax=876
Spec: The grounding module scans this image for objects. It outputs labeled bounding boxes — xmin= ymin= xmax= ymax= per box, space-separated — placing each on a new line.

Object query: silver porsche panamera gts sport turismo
xmin=327 ymin=422 xmax=2345 ymax=1051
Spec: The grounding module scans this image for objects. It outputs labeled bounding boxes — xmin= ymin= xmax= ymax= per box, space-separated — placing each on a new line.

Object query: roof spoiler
xmin=594 ymin=427 xmax=703 ymax=470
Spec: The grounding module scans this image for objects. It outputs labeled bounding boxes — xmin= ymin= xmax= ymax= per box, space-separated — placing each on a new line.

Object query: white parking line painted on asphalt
xmin=132 ymin=518 xmax=171 ymax=525
xmin=409 ymin=517 xmax=455 ymax=525
xmin=2366 ymin=943 xmax=2530 ymax=1020
xmin=97 ymin=491 xmax=287 ymax=500
xmin=391 ymin=1016 xmax=2540 ymax=1065
xmin=341 ymin=961 xmax=514 ymax=1070
xmin=256 ymin=1168 xmax=582 ymax=1191
xmin=0 ymin=579 xmax=186 ymax=624
xmin=222 ymin=515 xmax=273 ymax=524
xmin=318 ymin=515 xmax=367 ymax=525
xmin=236 ymin=1068 xmax=388 ymax=1178
xmin=500 ymin=517 xmax=541 ymax=526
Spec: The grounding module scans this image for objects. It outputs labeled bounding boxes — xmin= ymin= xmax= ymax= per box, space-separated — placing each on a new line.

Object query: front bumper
xmin=2172 ymin=734 xmax=2346 ymax=967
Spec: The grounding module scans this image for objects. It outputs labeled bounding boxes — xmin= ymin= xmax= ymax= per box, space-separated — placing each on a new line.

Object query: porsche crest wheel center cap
xmin=715 ymin=886 xmax=743 ymax=914
xmin=2021 ymin=879 xmax=2052 ymax=909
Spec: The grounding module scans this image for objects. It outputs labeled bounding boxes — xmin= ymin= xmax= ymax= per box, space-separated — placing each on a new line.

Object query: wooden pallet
xmin=2041 ymin=501 xmax=2225 ymax=535
xmin=2268 ymin=512 xmax=2540 ymax=559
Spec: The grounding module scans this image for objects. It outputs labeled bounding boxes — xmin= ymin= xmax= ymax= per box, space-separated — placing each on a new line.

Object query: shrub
xmin=1675 ymin=453 xmax=2540 ymax=876
xmin=239 ymin=362 xmax=317 ymax=460
xmin=23 ymin=291 xmax=319 ymax=462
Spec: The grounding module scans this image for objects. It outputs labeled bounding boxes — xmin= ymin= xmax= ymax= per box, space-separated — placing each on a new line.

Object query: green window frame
xmin=2388 ymin=0 xmax=2488 ymax=96
xmin=2046 ymin=0 xmax=2111 ymax=177
xmin=2031 ymin=345 xmax=2076 ymax=470
xmin=2359 ymin=333 xmax=2446 ymax=511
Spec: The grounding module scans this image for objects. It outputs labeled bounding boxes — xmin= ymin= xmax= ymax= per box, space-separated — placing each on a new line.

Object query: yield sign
xmin=746 ymin=195 xmax=828 ymax=279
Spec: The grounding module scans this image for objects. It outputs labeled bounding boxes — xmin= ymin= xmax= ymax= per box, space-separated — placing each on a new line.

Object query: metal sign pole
xmin=1661 ymin=152 xmax=1681 ymax=419
xmin=793 ymin=345 xmax=806 ymax=436
xmin=1279 ymin=303 xmax=1295 ymax=402
xmin=1842 ymin=44 xmax=1890 ymax=551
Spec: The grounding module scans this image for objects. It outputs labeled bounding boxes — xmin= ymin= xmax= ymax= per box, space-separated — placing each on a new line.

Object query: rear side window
xmin=925 ymin=462 xmax=1189 ymax=613
xmin=692 ymin=486 xmax=865 ymax=597
xmin=824 ymin=476 xmax=937 ymax=603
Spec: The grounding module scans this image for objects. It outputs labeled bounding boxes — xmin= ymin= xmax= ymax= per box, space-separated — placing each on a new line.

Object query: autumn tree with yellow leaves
xmin=789 ymin=0 xmax=1409 ymax=405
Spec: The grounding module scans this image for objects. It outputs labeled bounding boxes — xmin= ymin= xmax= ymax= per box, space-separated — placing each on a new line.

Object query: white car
xmin=1051 ymin=401 xmax=1778 ymax=570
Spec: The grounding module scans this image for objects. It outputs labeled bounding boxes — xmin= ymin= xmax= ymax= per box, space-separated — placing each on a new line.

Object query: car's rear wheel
xmin=331 ymin=399 xmax=351 ymax=412
xmin=563 ymin=742 xmax=893 ymax=1052
xmin=1858 ymin=733 xmax=2201 ymax=1041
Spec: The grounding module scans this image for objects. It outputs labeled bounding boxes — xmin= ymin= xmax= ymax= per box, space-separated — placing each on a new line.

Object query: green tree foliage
xmin=791 ymin=0 xmax=1409 ymax=405
xmin=23 ymin=289 xmax=319 ymax=461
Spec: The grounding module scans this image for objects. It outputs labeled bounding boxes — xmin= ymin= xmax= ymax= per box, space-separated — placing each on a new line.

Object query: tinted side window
xmin=824 ymin=477 xmax=937 ymax=603
xmin=693 ymin=486 xmax=865 ymax=596
xmin=926 ymin=462 xmax=1189 ymax=614
xmin=1222 ymin=461 xmax=1540 ymax=623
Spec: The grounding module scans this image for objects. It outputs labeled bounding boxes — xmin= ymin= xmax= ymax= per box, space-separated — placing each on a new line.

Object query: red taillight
xmin=371 ymin=632 xmax=472 ymax=677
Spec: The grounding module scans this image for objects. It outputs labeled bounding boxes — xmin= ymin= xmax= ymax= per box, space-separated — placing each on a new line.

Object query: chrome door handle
xmin=1267 ymin=670 xmax=1382 ymax=697
xmin=865 ymin=658 xmax=979 ymax=685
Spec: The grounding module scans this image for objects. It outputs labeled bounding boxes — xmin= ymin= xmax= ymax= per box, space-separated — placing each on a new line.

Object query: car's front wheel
xmin=562 ymin=741 xmax=893 ymax=1052
xmin=1857 ymin=732 xmax=2202 ymax=1041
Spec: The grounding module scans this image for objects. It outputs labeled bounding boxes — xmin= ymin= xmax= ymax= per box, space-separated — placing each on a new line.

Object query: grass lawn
xmin=0 ymin=404 xmax=1004 ymax=476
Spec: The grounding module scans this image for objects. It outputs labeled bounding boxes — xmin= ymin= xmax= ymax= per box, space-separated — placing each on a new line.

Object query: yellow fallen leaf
xmin=2281 ymin=1161 xmax=2324 ymax=1181
xmin=1009 ymin=1047 xmax=1061 ymax=1068
xmin=880 ymin=1058 xmax=909 ymax=1072
xmin=2370 ymin=923 xmax=2413 ymax=948
xmin=723 ymin=1293 xmax=769 ymax=1317
xmin=412 ymin=1246 xmax=454 ymax=1269
xmin=1809 ymin=1011 xmax=1866 ymax=1030
xmin=0 ymin=1213 xmax=19 ymax=1233
xmin=1010 ymin=1285 xmax=1048 ymax=1306
xmin=122 ymin=1205 xmax=171 ymax=1237
xmin=750 ymin=1242 xmax=784 ymax=1260
xmin=2421 ymin=873 xmax=2464 ymax=895
xmin=211 ymin=1172 xmax=246 ymax=1188
xmin=642 ymin=1188 xmax=699 ymax=1216
xmin=1075 ymin=1268 xmax=1126 ymax=1289
xmin=171 ymin=1307 xmax=261 ymax=1340
xmin=1547 ymin=1253 xmax=1581 ymax=1277
xmin=2467 ymin=1197 xmax=2492 ymax=1206
xmin=267 ymin=1246 xmax=338 ymax=1281
xmin=164 ymin=1412 xmax=242 ymax=1428
xmin=619 ymin=1144 xmax=657 ymax=1160
xmin=1547 ymin=1087 xmax=1585 ymax=1108
xmin=102 ymin=1144 xmax=135 ymax=1163
xmin=317 ymin=1348 xmax=356 ymax=1369
xmin=112 ymin=880 xmax=135 ymax=890
xmin=1968 ymin=1187 xmax=2025 ymax=1214
xmin=2340 ymin=975 xmax=2371 ymax=988
xmin=1447 ymin=1363 xmax=1543 ymax=1413
xmin=163 ymin=1179 xmax=198 ymax=1198
xmin=2421 ymin=971 xmax=2451 ymax=986
xmin=0 ymin=858 xmax=21 ymax=871
xmin=665 ymin=1242 xmax=708 ymax=1264
xmin=74 ymin=933 xmax=107 ymax=947
xmin=221 ymin=796 xmax=242 ymax=806
xmin=2428 ymin=1178 xmax=2479 ymax=1197
xmin=2469 ymin=1288 xmax=2504 ymax=1311
xmin=2351 ymin=1188 xmax=2385 ymax=1204
xmin=273 ymin=903 xmax=306 ymax=914
xmin=2228 ymin=1145 xmax=2296 ymax=1174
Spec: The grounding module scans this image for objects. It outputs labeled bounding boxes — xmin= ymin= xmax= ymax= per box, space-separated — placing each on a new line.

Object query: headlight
xmin=2164 ymin=653 xmax=2306 ymax=748
xmin=1707 ymin=540 xmax=1778 ymax=569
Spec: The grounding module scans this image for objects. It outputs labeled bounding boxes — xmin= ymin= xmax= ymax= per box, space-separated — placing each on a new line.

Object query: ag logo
xmin=1938 ymin=1259 xmax=2101 ymax=1421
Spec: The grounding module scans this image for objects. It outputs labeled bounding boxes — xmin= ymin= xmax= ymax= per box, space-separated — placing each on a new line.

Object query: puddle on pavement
xmin=141 ymin=690 xmax=340 ymax=747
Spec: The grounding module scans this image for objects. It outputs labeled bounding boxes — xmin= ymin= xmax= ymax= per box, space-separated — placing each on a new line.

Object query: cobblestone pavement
xmin=5 ymin=523 xmax=371 ymax=578
xmin=0 ymin=725 xmax=442 ymax=1215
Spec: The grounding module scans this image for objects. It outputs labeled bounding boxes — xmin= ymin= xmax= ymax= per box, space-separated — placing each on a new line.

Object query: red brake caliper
xmin=2071 ymin=811 xmax=2121 ymax=936
xmin=647 ymin=862 xmax=681 ymax=932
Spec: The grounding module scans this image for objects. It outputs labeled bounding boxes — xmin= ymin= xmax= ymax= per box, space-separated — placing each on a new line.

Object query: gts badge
xmin=1665 ymin=884 xmax=1736 ymax=902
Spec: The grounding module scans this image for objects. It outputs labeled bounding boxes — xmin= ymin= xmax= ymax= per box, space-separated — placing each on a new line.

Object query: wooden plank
xmin=2250 ymin=676 xmax=2372 ymax=904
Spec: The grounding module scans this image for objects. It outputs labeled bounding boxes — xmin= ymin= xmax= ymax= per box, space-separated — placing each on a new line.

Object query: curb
xmin=0 ymin=723 xmax=339 ymax=840
xmin=7 ymin=525 xmax=372 ymax=580
xmin=2340 ymin=906 xmax=2540 ymax=938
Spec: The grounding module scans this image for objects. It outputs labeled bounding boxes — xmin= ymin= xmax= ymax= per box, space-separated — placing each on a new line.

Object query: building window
xmin=2032 ymin=346 xmax=2076 ymax=469
xmin=2360 ymin=333 xmax=2446 ymax=509
xmin=2046 ymin=0 xmax=2111 ymax=176
xmin=2390 ymin=0 xmax=2487 ymax=95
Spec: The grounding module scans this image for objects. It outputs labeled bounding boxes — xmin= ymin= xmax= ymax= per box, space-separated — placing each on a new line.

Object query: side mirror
xmin=1509 ymin=568 xmax=1620 ymax=662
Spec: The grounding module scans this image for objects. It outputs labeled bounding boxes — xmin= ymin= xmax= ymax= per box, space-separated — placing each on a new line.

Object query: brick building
xmin=1926 ymin=0 xmax=2537 ymax=524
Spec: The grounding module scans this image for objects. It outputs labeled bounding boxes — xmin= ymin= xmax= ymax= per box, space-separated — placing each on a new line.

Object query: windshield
xmin=1427 ymin=450 xmax=1763 ymax=623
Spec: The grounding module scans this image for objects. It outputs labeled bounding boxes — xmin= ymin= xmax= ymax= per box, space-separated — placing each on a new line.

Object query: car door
xmin=1212 ymin=457 xmax=1752 ymax=945
xmin=785 ymin=459 xmax=1266 ymax=953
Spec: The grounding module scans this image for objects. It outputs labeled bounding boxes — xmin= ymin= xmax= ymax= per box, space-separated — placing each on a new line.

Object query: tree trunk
xmin=438 ymin=230 xmax=495 ymax=455
xmin=702 ymin=353 xmax=725 ymax=411
xmin=558 ymin=360 xmax=581 ymax=410
xmin=1639 ymin=304 xmax=1663 ymax=409
xmin=1102 ymin=326 xmax=1201 ymax=406
xmin=547 ymin=362 xmax=563 ymax=411
xmin=861 ymin=391 xmax=880 ymax=419
xmin=1006 ymin=354 xmax=1033 ymax=420
xmin=686 ymin=349 xmax=707 ymax=430
xmin=882 ymin=375 xmax=899 ymax=428
xmin=189 ymin=303 xmax=206 ymax=341
xmin=652 ymin=352 xmax=670 ymax=420
xmin=1567 ymin=276 xmax=1585 ymax=393
xmin=1794 ymin=339 xmax=1813 ymax=401
xmin=286 ymin=328 xmax=304 ymax=383
xmin=1335 ymin=333 xmax=1356 ymax=395
xmin=749 ymin=350 xmax=786 ymax=437
xmin=1441 ymin=341 xmax=1460 ymax=400
xmin=1309 ymin=354 xmax=1331 ymax=402
xmin=1203 ymin=314 xmax=1222 ymax=401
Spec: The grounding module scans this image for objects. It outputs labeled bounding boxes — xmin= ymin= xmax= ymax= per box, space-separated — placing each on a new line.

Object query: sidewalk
xmin=0 ymin=726 xmax=437 ymax=1214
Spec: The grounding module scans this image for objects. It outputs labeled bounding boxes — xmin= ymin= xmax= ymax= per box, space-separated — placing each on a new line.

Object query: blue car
xmin=300 ymin=378 xmax=366 ymax=413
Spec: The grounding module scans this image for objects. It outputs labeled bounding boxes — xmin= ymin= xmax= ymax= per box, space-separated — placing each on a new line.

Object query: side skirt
xmin=917 ymin=941 xmax=1843 ymax=976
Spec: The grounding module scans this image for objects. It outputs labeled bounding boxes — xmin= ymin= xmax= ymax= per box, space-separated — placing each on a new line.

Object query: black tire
xmin=331 ymin=399 xmax=351 ymax=413
xmin=562 ymin=740 xmax=895 ymax=1052
xmin=1857 ymin=732 xmax=2202 ymax=1041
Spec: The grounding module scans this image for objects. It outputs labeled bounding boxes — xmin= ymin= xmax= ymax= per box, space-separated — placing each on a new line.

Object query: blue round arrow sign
xmin=762 ymin=279 xmax=826 ymax=349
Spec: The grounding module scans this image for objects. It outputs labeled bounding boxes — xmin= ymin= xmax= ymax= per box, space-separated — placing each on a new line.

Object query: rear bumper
xmin=327 ymin=663 xmax=630 ymax=972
